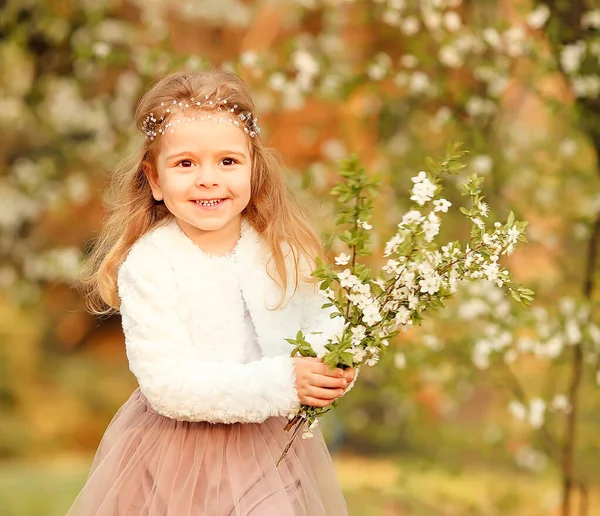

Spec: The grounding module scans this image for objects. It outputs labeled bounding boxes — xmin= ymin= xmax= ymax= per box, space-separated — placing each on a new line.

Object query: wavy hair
xmin=80 ymin=69 xmax=322 ymax=315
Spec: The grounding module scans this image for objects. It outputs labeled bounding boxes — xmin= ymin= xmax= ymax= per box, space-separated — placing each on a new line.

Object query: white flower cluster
xmin=337 ymin=269 xmax=383 ymax=328
xmin=448 ymin=280 xmax=598 ymax=370
xmin=329 ymin=168 xmax=524 ymax=377
xmin=410 ymin=171 xmax=437 ymax=205
xmin=509 ymin=395 xmax=571 ymax=430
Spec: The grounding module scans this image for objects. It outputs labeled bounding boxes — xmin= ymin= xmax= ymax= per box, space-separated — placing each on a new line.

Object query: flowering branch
xmin=277 ymin=143 xmax=533 ymax=466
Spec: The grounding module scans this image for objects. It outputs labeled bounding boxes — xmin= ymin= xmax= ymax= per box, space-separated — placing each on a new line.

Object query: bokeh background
xmin=1 ymin=0 xmax=600 ymax=514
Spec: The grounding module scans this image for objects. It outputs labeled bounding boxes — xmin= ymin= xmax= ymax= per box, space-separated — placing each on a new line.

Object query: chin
xmin=181 ymin=213 xmax=240 ymax=233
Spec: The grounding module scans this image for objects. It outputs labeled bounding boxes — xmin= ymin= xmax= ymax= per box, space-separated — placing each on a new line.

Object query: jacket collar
xmin=162 ymin=216 xmax=259 ymax=261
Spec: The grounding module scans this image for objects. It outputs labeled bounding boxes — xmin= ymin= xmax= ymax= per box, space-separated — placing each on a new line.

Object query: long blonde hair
xmin=80 ymin=68 xmax=322 ymax=315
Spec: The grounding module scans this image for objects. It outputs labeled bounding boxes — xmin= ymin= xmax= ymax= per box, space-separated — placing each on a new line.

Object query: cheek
xmin=231 ymin=169 xmax=252 ymax=199
xmin=160 ymin=173 xmax=191 ymax=197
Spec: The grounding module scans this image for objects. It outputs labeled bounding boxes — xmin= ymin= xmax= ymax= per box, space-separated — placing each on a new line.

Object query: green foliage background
xmin=1 ymin=0 xmax=599 ymax=514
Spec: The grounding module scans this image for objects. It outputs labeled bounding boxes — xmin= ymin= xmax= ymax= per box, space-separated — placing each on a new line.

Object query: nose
xmin=195 ymin=165 xmax=219 ymax=188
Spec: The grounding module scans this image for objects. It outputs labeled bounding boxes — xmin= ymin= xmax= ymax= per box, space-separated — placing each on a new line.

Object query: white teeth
xmin=195 ymin=199 xmax=223 ymax=206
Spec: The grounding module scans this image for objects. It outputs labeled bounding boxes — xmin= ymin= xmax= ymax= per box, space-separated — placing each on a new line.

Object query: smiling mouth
xmin=193 ymin=198 xmax=226 ymax=206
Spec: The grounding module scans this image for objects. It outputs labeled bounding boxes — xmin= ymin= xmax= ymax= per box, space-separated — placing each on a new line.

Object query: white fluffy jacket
xmin=117 ymin=218 xmax=347 ymax=424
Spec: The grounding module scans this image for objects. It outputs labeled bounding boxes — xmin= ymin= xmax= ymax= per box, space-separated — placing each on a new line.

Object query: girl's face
xmin=146 ymin=112 xmax=252 ymax=252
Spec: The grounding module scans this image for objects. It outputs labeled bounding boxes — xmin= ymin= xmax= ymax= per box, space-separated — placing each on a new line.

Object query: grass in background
xmin=0 ymin=454 xmax=597 ymax=515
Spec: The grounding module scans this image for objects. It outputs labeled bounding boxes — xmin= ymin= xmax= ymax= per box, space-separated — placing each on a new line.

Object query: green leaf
xmin=507 ymin=211 xmax=515 ymax=227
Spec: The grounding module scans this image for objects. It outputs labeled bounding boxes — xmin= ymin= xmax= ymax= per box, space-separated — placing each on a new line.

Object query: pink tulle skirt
xmin=67 ymin=389 xmax=348 ymax=515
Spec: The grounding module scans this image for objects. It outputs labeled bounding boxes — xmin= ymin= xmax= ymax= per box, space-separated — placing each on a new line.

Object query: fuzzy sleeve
xmin=118 ymin=243 xmax=300 ymax=424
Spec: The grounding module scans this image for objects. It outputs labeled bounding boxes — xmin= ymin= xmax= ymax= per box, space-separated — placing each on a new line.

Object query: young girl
xmin=68 ymin=68 xmax=356 ymax=515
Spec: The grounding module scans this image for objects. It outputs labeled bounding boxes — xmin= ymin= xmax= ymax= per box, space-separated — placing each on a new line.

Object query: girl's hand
xmin=293 ymin=357 xmax=356 ymax=408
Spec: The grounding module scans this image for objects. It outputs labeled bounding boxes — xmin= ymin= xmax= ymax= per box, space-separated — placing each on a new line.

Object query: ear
xmin=142 ymin=160 xmax=163 ymax=201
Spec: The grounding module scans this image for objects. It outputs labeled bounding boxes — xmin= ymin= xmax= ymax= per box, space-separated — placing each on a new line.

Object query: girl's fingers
xmin=305 ymin=386 xmax=344 ymax=400
xmin=343 ymin=368 xmax=356 ymax=383
xmin=310 ymin=373 xmax=347 ymax=389
xmin=317 ymin=363 xmax=345 ymax=378
xmin=302 ymin=397 xmax=332 ymax=408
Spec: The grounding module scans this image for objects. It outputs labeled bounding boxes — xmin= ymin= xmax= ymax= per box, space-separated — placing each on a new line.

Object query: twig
xmin=277 ymin=416 xmax=306 ymax=466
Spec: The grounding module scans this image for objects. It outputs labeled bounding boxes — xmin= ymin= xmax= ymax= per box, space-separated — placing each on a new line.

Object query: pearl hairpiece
xmin=142 ymin=95 xmax=261 ymax=141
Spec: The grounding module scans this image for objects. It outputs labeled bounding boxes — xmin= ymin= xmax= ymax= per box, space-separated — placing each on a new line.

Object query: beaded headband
xmin=142 ymin=95 xmax=260 ymax=141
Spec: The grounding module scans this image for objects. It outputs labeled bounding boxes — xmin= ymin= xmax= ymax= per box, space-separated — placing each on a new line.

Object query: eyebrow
xmin=165 ymin=150 xmax=248 ymax=161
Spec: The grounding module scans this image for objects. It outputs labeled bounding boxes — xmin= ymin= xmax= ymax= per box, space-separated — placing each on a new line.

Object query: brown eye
xmin=221 ymin=157 xmax=237 ymax=166
xmin=177 ymin=159 xmax=194 ymax=167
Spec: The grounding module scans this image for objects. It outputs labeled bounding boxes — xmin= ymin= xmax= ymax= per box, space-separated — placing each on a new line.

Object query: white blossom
xmin=539 ymin=335 xmax=564 ymax=359
xmin=350 ymin=346 xmax=367 ymax=362
xmin=409 ymin=71 xmax=432 ymax=95
xmin=302 ymin=429 xmax=314 ymax=439
xmin=292 ymin=49 xmax=320 ymax=91
xmin=351 ymin=325 xmax=367 ymax=344
xmin=410 ymin=178 xmax=437 ymax=205
xmin=550 ymin=394 xmax=570 ymax=412
xmin=504 ymin=26 xmax=527 ymax=57
xmin=394 ymin=306 xmax=411 ymax=326
xmin=423 ymin=212 xmax=441 ymax=242
xmin=478 ymin=201 xmax=489 ymax=217
xmin=571 ymin=76 xmax=600 ymax=99
xmin=400 ymin=210 xmax=425 ymax=227
xmin=471 ymin=154 xmax=493 ymax=174
xmin=471 ymin=217 xmax=485 ymax=230
xmin=526 ymin=5 xmax=551 ymax=29
xmin=432 ymin=106 xmax=452 ymax=129
xmin=92 ymin=41 xmax=111 ymax=58
xmin=565 ymin=319 xmax=581 ymax=346
xmin=529 ymin=398 xmax=546 ymax=429
xmin=560 ymin=41 xmax=586 ymax=74
xmin=508 ymin=400 xmax=527 ymax=421
xmin=419 ymin=274 xmax=441 ymax=295
xmin=588 ymin=323 xmax=600 ymax=347
xmin=506 ymin=225 xmax=521 ymax=244
xmin=394 ymin=351 xmax=406 ymax=369
xmin=362 ymin=303 xmax=383 ymax=326
xmin=515 ymin=446 xmax=548 ymax=472
xmin=423 ymin=334 xmax=442 ymax=351
xmin=239 ymin=50 xmax=259 ymax=67
xmin=433 ymin=198 xmax=452 ymax=213
xmin=443 ymin=11 xmax=462 ymax=32
xmin=504 ymin=349 xmax=518 ymax=364
xmin=383 ymin=259 xmax=401 ymax=274
xmin=465 ymin=97 xmax=497 ymax=118
xmin=439 ymin=45 xmax=464 ymax=69
xmin=421 ymin=6 xmax=441 ymax=31
xmin=366 ymin=354 xmax=379 ymax=366
xmin=269 ymin=72 xmax=286 ymax=92
xmin=458 ymin=298 xmax=489 ymax=320
xmin=400 ymin=16 xmax=420 ymax=36
xmin=482 ymin=28 xmax=502 ymax=50
xmin=367 ymin=53 xmax=392 ymax=80
xmin=338 ymin=268 xmax=357 ymax=288
xmin=482 ymin=262 xmax=500 ymax=282
xmin=558 ymin=139 xmax=577 ymax=157
xmin=399 ymin=54 xmax=418 ymax=68
xmin=335 ymin=253 xmax=351 ymax=265
xmin=384 ymin=232 xmax=406 ymax=257
xmin=382 ymin=9 xmax=401 ymax=26
xmin=581 ymin=9 xmax=600 ymax=29
xmin=411 ymin=171 xmax=427 ymax=183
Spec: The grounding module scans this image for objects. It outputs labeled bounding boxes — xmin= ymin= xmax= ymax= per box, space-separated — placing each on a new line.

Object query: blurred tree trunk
xmin=542 ymin=1 xmax=599 ymax=514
